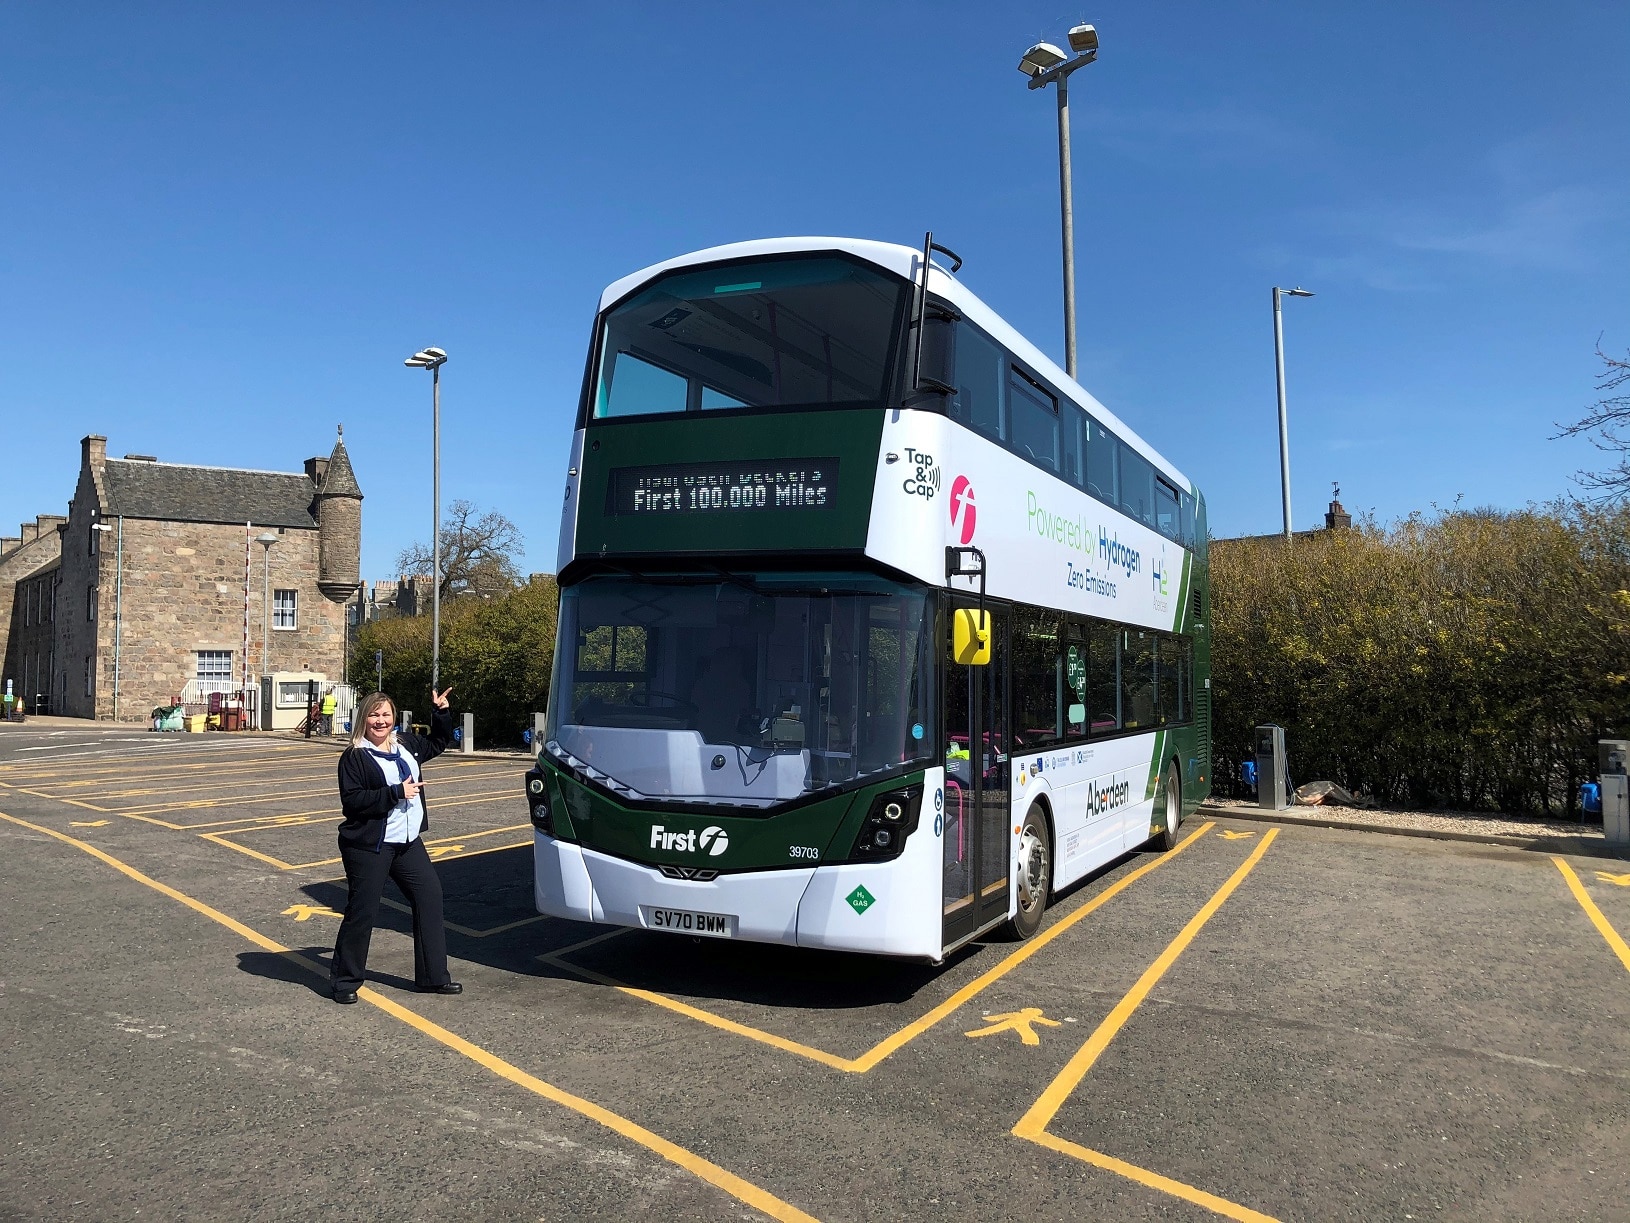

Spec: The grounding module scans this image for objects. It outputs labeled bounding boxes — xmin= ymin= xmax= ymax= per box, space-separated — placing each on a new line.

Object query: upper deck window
xmin=592 ymin=255 xmax=907 ymax=420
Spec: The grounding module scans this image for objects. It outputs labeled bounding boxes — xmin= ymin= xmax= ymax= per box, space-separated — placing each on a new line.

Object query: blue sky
xmin=2 ymin=2 xmax=1625 ymax=577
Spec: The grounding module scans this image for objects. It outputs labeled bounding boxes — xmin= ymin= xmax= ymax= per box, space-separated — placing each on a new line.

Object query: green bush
xmin=351 ymin=576 xmax=559 ymax=749
xmin=1210 ymin=503 xmax=1630 ymax=815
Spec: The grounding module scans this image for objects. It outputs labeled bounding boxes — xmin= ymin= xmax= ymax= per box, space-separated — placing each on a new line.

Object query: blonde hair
xmin=350 ymin=692 xmax=398 ymax=751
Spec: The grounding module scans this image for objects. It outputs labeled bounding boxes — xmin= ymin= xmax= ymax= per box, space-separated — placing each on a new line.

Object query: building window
xmin=196 ymin=650 xmax=234 ymax=693
xmin=273 ymin=589 xmax=297 ymax=629
xmin=88 ymin=584 xmax=97 ymax=621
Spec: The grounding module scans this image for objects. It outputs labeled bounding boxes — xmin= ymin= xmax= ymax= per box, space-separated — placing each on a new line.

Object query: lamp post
xmin=404 ymin=346 xmax=448 ymax=690
xmin=1019 ymin=23 xmax=1099 ymax=380
xmin=92 ymin=520 xmax=122 ymax=719
xmin=1272 ymin=287 xmax=1315 ymax=539
xmin=256 ymin=533 xmax=277 ymax=675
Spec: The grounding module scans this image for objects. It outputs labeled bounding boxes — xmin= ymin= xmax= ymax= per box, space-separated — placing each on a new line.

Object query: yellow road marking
xmin=428 ymin=844 xmax=465 ymax=859
xmin=197 ymin=831 xmax=298 ymax=870
xmin=70 ymin=820 xmax=111 ymax=827
xmin=1012 ymin=829 xmax=1279 ymax=1222
xmin=1595 ymin=870 xmax=1630 ymax=887
xmin=283 ymin=903 xmax=342 ymax=921
xmin=278 ymin=826 xmax=531 ymax=871
xmin=109 ymin=768 xmax=521 ymax=815
xmin=0 ymin=808 xmax=819 ymax=1223
xmin=964 ymin=1007 xmax=1060 ymax=1046
xmin=544 ymin=821 xmax=1216 ymax=1073
xmin=379 ymin=894 xmax=550 ymax=939
xmin=1219 ymin=830 xmax=1255 ymax=840
xmin=1554 ymin=857 xmax=1630 ymax=973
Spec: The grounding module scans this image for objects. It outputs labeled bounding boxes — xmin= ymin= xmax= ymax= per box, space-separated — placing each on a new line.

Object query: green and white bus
xmin=526 ymin=236 xmax=1211 ymax=960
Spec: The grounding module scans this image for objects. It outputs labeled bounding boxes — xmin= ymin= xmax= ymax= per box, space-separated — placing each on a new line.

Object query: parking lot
xmin=3 ymin=725 xmax=1628 ymax=1222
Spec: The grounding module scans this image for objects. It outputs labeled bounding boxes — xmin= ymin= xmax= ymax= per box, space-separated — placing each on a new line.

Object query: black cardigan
xmin=336 ymin=708 xmax=454 ymax=851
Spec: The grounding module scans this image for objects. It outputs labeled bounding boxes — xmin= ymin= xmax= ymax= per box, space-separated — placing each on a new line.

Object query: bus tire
xmin=1157 ymin=761 xmax=1183 ymax=851
xmin=1008 ymin=805 xmax=1051 ymax=941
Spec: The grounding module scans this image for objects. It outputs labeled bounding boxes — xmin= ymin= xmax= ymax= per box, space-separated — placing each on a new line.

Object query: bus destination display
xmin=610 ymin=459 xmax=840 ymax=516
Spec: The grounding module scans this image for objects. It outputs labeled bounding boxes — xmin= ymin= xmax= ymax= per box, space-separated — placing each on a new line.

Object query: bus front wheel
xmin=1009 ymin=806 xmax=1051 ymax=941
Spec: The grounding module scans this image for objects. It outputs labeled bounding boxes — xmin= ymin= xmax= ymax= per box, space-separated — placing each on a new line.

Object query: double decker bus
xmin=526 ymin=236 xmax=1210 ymax=960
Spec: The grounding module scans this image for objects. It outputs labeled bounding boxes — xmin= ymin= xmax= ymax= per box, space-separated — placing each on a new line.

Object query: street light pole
xmin=1020 ymin=24 xmax=1099 ymax=380
xmin=1272 ymin=287 xmax=1315 ymax=540
xmin=404 ymin=347 xmax=448 ymax=691
xmin=256 ymin=534 xmax=277 ymax=675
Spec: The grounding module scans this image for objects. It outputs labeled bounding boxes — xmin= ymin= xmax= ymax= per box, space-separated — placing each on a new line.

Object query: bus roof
xmin=598 ymin=237 xmax=1195 ymax=496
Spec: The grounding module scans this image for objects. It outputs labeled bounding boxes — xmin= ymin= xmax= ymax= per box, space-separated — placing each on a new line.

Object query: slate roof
xmin=102 ymin=460 xmax=318 ymax=529
xmin=323 ymin=437 xmax=362 ymax=497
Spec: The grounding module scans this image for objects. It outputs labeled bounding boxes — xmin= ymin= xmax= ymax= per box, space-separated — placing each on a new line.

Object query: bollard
xmin=462 ymin=711 xmax=475 ymax=754
xmin=533 ymin=712 xmax=547 ymax=750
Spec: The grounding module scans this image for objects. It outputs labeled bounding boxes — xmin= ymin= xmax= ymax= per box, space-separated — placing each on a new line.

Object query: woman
xmin=330 ymin=686 xmax=462 ymax=1004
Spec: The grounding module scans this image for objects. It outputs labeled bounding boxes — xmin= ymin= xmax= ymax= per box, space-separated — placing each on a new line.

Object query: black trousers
xmin=331 ymin=837 xmax=451 ymax=991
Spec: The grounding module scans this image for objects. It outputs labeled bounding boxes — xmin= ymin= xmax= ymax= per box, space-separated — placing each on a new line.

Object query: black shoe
xmin=333 ymin=988 xmax=359 ymax=1005
xmin=415 ymin=981 xmax=462 ymax=995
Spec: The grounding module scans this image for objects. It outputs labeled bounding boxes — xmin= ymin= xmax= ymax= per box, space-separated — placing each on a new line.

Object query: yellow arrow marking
xmin=1220 ymin=830 xmax=1256 ymax=840
xmin=282 ymin=903 xmax=341 ymax=922
xmin=1596 ymin=871 xmax=1630 ymax=887
xmin=964 ymin=1007 xmax=1061 ymax=1046
xmin=427 ymin=844 xmax=466 ymax=860
xmin=69 ymin=820 xmax=112 ymax=827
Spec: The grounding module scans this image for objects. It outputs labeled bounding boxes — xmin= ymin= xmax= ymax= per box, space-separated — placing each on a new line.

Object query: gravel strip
xmin=1201 ymin=796 xmax=1603 ymax=840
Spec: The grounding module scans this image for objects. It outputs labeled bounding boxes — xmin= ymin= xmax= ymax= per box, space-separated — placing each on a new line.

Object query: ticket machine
xmin=1254 ymin=723 xmax=1290 ymax=812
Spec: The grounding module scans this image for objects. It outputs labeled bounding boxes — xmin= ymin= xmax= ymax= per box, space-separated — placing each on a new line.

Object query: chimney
xmin=82 ymin=434 xmax=107 ymax=469
xmin=20 ymin=521 xmax=38 ymax=544
xmin=1325 ymin=484 xmax=1352 ymax=531
xmin=123 ymin=454 xmax=158 ymax=462
xmin=0 ymin=536 xmax=17 ymax=557
xmin=305 ymin=456 xmax=330 ymax=486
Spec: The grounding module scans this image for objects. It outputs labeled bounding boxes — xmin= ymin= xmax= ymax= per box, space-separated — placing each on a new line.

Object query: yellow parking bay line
xmin=0 ymin=809 xmax=820 ymax=1223
xmin=542 ymin=821 xmax=1216 ymax=1074
xmin=1553 ymin=856 xmax=1630 ymax=974
xmin=279 ymin=825 xmax=532 ymax=871
xmin=1012 ymin=829 xmax=1280 ymax=1223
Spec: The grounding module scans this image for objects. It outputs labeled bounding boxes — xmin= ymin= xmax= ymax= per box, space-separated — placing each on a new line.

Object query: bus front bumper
xmin=533 ymin=831 xmax=942 ymax=958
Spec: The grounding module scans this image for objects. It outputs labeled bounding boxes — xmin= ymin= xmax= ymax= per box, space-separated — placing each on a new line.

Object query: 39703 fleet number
xmin=788 ymin=845 xmax=820 ymax=860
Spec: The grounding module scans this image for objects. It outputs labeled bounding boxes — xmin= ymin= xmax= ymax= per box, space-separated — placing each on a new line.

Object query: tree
xmin=396 ymin=500 xmax=524 ymax=601
xmin=1556 ymin=341 xmax=1630 ymax=502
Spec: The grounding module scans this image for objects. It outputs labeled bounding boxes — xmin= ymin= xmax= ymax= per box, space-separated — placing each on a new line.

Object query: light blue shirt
xmin=366 ymin=743 xmax=425 ymax=844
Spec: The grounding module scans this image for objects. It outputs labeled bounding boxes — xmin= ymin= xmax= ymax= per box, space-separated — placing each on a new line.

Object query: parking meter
xmin=1601 ymin=740 xmax=1629 ymax=844
xmin=1254 ymin=724 xmax=1290 ymax=812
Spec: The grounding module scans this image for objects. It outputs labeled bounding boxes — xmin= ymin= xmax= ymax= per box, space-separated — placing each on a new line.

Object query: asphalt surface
xmin=2 ymin=724 xmax=1627 ymax=1222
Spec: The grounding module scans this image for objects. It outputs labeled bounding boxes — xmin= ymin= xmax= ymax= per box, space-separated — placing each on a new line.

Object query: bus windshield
xmin=592 ymin=255 xmax=908 ymax=419
xmin=546 ymin=573 xmax=934 ymax=808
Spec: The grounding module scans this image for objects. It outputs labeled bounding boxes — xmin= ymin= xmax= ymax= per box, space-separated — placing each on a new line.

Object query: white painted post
xmin=533 ymin=712 xmax=546 ymax=750
xmin=461 ymin=711 xmax=474 ymax=754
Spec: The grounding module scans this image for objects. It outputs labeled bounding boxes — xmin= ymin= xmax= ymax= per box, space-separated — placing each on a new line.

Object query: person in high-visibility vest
xmin=320 ymin=690 xmax=338 ymax=736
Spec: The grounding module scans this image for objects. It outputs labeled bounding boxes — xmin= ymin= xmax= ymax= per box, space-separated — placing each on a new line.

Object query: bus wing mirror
xmin=916 ymin=310 xmax=956 ymax=394
xmin=952 ymin=609 xmax=991 ymax=665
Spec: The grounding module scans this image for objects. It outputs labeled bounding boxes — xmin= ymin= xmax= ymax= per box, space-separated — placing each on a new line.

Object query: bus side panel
xmin=1016 ymin=737 xmax=1159 ymax=893
xmin=555 ymin=429 xmax=586 ymax=574
xmin=796 ymin=768 xmax=944 ymax=959
xmin=535 ymin=833 xmax=597 ymax=921
xmin=864 ymin=410 xmax=952 ymax=586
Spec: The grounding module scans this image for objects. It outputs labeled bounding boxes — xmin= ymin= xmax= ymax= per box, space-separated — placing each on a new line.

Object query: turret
xmin=315 ymin=427 xmax=363 ymax=602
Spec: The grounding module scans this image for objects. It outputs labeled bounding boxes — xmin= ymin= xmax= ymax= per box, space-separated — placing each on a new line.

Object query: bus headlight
xmin=525 ymin=767 xmax=553 ymax=835
xmin=851 ymin=785 xmax=923 ymax=862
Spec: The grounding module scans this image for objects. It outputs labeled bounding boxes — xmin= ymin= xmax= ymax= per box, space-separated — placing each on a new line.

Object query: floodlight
xmin=1286 ymin=288 xmax=1315 ymax=298
xmin=1067 ymin=24 xmax=1098 ymax=53
xmin=1018 ymin=42 xmax=1067 ymax=76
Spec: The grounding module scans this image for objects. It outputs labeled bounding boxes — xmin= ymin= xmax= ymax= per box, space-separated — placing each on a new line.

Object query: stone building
xmin=3 ymin=432 xmax=364 ymax=721
xmin=0 ymin=514 xmax=68 ymax=711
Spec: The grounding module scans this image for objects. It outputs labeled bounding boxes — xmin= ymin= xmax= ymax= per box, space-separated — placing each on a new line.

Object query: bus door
xmin=943 ymin=603 xmax=1011 ymax=949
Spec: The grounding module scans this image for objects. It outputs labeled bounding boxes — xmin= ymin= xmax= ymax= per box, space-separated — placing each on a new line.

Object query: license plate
xmin=642 ymin=906 xmax=736 ymax=938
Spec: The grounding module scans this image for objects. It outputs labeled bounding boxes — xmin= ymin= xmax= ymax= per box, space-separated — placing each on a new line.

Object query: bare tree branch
xmin=1555 ymin=340 xmax=1630 ymax=501
xmin=395 ymin=499 xmax=525 ymax=601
